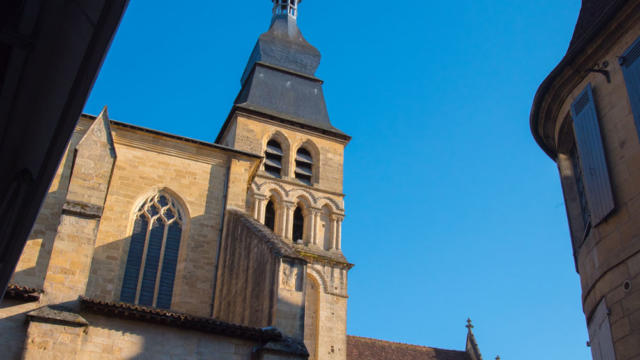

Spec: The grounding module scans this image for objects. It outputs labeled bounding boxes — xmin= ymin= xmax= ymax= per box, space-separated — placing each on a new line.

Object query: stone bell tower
xmin=216 ymin=1 xmax=352 ymax=359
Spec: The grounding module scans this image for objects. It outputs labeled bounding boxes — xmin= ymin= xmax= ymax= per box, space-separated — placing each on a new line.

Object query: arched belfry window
xmin=273 ymin=0 xmax=298 ymax=18
xmin=292 ymin=206 xmax=305 ymax=242
xmin=265 ymin=200 xmax=276 ymax=231
xmin=265 ymin=140 xmax=283 ymax=178
xmin=121 ymin=193 xmax=184 ymax=309
xmin=295 ymin=147 xmax=313 ymax=185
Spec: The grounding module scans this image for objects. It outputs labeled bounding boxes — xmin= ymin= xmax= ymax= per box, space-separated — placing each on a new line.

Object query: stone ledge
xmin=27 ymin=306 xmax=89 ymax=327
xmin=62 ymin=201 xmax=103 ymax=219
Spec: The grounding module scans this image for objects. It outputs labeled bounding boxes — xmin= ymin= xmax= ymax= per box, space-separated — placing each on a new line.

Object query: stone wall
xmin=213 ymin=210 xmax=307 ymax=340
xmin=550 ymin=5 xmax=640 ymax=359
xmin=220 ymin=113 xmax=347 ymax=195
xmin=84 ymin=119 xmax=260 ymax=317
xmin=23 ymin=313 xmax=257 ymax=360
xmin=0 ymin=299 xmax=39 ymax=360
xmin=11 ymin=118 xmax=92 ymax=289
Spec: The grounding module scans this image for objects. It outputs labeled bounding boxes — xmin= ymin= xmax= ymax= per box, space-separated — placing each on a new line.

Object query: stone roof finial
xmin=466 ymin=318 xmax=474 ymax=332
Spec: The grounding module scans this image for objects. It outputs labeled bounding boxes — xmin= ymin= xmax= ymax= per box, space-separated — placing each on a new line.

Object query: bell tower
xmin=216 ymin=1 xmax=352 ymax=359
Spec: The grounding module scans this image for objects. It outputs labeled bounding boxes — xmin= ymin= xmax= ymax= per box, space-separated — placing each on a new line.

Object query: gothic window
xmin=265 ymin=140 xmax=284 ymax=178
xmin=295 ymin=147 xmax=313 ymax=185
xmin=292 ymin=206 xmax=304 ymax=242
xmin=265 ymin=200 xmax=276 ymax=231
xmin=120 ymin=193 xmax=184 ymax=309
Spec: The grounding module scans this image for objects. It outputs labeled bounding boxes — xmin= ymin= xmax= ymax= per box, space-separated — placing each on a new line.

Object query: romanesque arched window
xmin=292 ymin=206 xmax=305 ymax=242
xmin=265 ymin=200 xmax=276 ymax=231
xmin=265 ymin=140 xmax=284 ymax=178
xmin=120 ymin=193 xmax=184 ymax=309
xmin=295 ymin=147 xmax=313 ymax=185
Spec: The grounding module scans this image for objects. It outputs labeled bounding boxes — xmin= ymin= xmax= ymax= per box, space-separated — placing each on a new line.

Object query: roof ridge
xmin=347 ymin=335 xmax=465 ymax=353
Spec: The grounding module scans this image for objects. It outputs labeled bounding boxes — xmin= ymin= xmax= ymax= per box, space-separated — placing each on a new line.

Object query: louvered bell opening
xmin=265 ymin=140 xmax=283 ymax=178
xmin=273 ymin=0 xmax=298 ymax=17
xmin=295 ymin=148 xmax=312 ymax=185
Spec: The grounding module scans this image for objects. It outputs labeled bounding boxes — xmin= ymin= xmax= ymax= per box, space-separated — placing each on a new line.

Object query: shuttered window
xmin=265 ymin=140 xmax=283 ymax=178
xmin=588 ymin=299 xmax=616 ymax=360
xmin=295 ymin=147 xmax=313 ymax=185
xmin=120 ymin=193 xmax=184 ymax=309
xmin=570 ymin=84 xmax=615 ymax=226
xmin=621 ymin=36 xmax=640 ymax=140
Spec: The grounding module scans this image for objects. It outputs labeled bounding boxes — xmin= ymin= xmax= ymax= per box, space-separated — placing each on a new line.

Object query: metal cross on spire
xmin=466 ymin=318 xmax=474 ymax=331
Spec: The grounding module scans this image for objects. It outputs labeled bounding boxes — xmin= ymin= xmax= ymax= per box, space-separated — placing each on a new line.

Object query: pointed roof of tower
xmin=218 ymin=0 xmax=348 ymax=143
xmin=240 ymin=1 xmax=321 ymax=85
xmin=465 ymin=319 xmax=483 ymax=360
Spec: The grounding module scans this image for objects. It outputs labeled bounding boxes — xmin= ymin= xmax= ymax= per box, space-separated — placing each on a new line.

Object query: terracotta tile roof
xmin=79 ymin=297 xmax=281 ymax=341
xmin=228 ymin=209 xmax=305 ymax=261
xmin=79 ymin=297 xmax=308 ymax=356
xmin=347 ymin=336 xmax=470 ymax=360
xmin=4 ymin=284 xmax=42 ymax=302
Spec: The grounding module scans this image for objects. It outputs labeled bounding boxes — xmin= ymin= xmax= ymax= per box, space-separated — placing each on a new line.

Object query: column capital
xmin=331 ymin=213 xmax=345 ymax=221
xmin=254 ymin=193 xmax=269 ymax=201
xmin=282 ymin=200 xmax=297 ymax=210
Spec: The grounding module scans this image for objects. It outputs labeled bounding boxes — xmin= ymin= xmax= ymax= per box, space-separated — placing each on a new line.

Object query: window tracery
xmin=120 ymin=193 xmax=184 ymax=309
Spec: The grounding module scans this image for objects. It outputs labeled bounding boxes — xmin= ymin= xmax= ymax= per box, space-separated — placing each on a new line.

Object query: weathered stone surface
xmin=27 ymin=306 xmax=88 ymax=327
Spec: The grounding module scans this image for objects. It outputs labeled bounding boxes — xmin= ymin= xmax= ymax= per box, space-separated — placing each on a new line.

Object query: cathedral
xmin=0 ymin=1 xmax=482 ymax=359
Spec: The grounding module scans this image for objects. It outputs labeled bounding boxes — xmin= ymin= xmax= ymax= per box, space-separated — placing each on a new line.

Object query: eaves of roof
xmin=530 ymin=0 xmax=629 ymax=159
xmin=5 ymin=284 xmax=42 ymax=302
xmin=79 ymin=297 xmax=281 ymax=341
xmin=80 ymin=114 xmax=262 ymax=160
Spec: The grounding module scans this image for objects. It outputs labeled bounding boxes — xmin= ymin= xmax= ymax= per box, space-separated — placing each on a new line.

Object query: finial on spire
xmin=272 ymin=0 xmax=300 ymax=19
xmin=466 ymin=318 xmax=474 ymax=332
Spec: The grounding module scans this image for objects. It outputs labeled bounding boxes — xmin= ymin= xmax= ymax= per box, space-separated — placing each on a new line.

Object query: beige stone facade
xmin=1 ymin=76 xmax=354 ymax=360
xmin=218 ymin=110 xmax=352 ymax=360
xmin=531 ymin=1 xmax=640 ymax=359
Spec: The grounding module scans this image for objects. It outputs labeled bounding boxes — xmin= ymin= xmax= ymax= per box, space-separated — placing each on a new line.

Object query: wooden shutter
xmin=571 ymin=84 xmax=615 ymax=225
xmin=621 ymin=36 xmax=640 ymax=139
xmin=588 ymin=299 xmax=616 ymax=360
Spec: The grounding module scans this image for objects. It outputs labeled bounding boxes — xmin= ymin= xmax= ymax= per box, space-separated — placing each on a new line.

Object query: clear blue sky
xmin=85 ymin=1 xmax=588 ymax=359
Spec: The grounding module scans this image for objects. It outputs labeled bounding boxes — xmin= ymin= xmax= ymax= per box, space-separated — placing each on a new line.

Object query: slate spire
xmin=232 ymin=0 xmax=347 ymax=138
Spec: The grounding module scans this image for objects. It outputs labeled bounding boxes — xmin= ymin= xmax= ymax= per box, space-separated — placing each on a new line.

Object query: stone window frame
xmin=293 ymin=139 xmax=320 ymax=186
xmin=118 ymin=190 xmax=189 ymax=310
xmin=262 ymin=131 xmax=291 ymax=180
